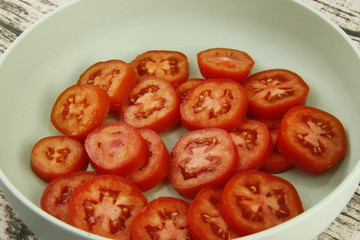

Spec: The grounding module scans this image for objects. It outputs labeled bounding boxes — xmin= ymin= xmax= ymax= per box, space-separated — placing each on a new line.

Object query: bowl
xmin=1 ymin=0 xmax=360 ymax=239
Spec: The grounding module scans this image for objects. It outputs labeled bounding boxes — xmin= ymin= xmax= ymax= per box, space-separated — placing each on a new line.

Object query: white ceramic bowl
xmin=1 ymin=0 xmax=359 ymax=239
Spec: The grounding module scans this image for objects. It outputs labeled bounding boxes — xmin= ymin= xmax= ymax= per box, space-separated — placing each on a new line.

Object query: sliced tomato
xmin=180 ymin=79 xmax=248 ymax=130
xmin=84 ymin=122 xmax=147 ymax=176
xmin=278 ymin=106 xmax=347 ymax=174
xmin=242 ymin=69 xmax=310 ymax=120
xmin=50 ymin=84 xmax=110 ymax=140
xmin=168 ymin=128 xmax=238 ymax=198
xmin=130 ymin=50 xmax=189 ymax=85
xmin=120 ymin=77 xmax=180 ymax=133
xmin=197 ymin=48 xmax=255 ymax=82
xmin=40 ymin=171 xmax=97 ymax=222
xmin=131 ymin=197 xmax=191 ymax=240
xmin=30 ymin=136 xmax=88 ymax=182
xmin=127 ymin=129 xmax=169 ymax=192
xmin=68 ymin=174 xmax=147 ymax=239
xmin=260 ymin=129 xmax=293 ymax=174
xmin=77 ymin=59 xmax=137 ymax=110
xmin=187 ymin=186 xmax=240 ymax=240
xmin=175 ymin=78 xmax=205 ymax=101
xmin=220 ymin=170 xmax=304 ymax=236
xmin=229 ymin=120 xmax=272 ymax=172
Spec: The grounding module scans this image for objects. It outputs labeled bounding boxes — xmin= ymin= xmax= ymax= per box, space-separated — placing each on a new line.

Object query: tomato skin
xmin=180 ymin=78 xmax=248 ymax=131
xmin=40 ymin=171 xmax=97 ymax=222
xmin=30 ymin=136 xmax=89 ymax=182
xmin=229 ymin=120 xmax=272 ymax=172
xmin=260 ymin=129 xmax=293 ymax=174
xmin=242 ymin=69 xmax=310 ymax=120
xmin=127 ymin=129 xmax=169 ymax=192
xmin=68 ymin=174 xmax=148 ymax=240
xmin=50 ymin=84 xmax=110 ymax=140
xmin=220 ymin=170 xmax=304 ymax=236
xmin=131 ymin=197 xmax=191 ymax=240
xmin=120 ymin=77 xmax=181 ymax=133
xmin=187 ymin=186 xmax=240 ymax=240
xmin=85 ymin=122 xmax=147 ymax=176
xmin=130 ymin=50 xmax=189 ymax=85
xmin=168 ymin=128 xmax=238 ymax=199
xmin=278 ymin=106 xmax=347 ymax=174
xmin=78 ymin=59 xmax=137 ymax=110
xmin=197 ymin=48 xmax=255 ymax=82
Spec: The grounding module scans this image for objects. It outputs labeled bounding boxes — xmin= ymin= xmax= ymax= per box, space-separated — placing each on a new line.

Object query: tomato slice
xmin=131 ymin=197 xmax=191 ymax=240
xmin=120 ymin=77 xmax=180 ymax=133
xmin=187 ymin=186 xmax=240 ymax=240
xmin=168 ymin=128 xmax=238 ymax=198
xmin=220 ymin=170 xmax=304 ymax=236
xmin=85 ymin=122 xmax=147 ymax=176
xmin=130 ymin=50 xmax=189 ymax=85
xmin=175 ymin=78 xmax=205 ymax=101
xmin=30 ymin=136 xmax=89 ymax=182
xmin=197 ymin=48 xmax=255 ymax=82
xmin=40 ymin=171 xmax=97 ymax=222
xmin=180 ymin=79 xmax=248 ymax=130
xmin=127 ymin=129 xmax=169 ymax=192
xmin=278 ymin=106 xmax=347 ymax=174
xmin=50 ymin=84 xmax=110 ymax=140
xmin=77 ymin=60 xmax=137 ymax=110
xmin=68 ymin=174 xmax=147 ymax=239
xmin=260 ymin=129 xmax=293 ymax=174
xmin=229 ymin=120 xmax=272 ymax=172
xmin=242 ymin=69 xmax=310 ymax=120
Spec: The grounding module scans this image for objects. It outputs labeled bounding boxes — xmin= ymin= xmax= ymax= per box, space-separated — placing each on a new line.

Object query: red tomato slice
xmin=77 ymin=60 xmax=137 ymax=110
xmin=187 ymin=186 xmax=240 ymax=240
xmin=242 ymin=69 xmax=310 ymax=120
xmin=278 ymin=106 xmax=347 ymax=174
xmin=168 ymin=128 xmax=238 ymax=198
xmin=127 ymin=129 xmax=169 ymax=192
xmin=131 ymin=197 xmax=191 ymax=240
xmin=180 ymin=79 xmax=248 ymax=130
xmin=68 ymin=174 xmax=147 ymax=239
xmin=229 ymin=120 xmax=272 ymax=172
xmin=130 ymin=50 xmax=189 ymax=85
xmin=175 ymin=78 xmax=205 ymax=101
xmin=30 ymin=136 xmax=89 ymax=182
xmin=220 ymin=170 xmax=304 ymax=236
xmin=40 ymin=171 xmax=97 ymax=222
xmin=197 ymin=48 xmax=255 ymax=82
xmin=120 ymin=77 xmax=180 ymax=133
xmin=84 ymin=122 xmax=147 ymax=176
xmin=260 ymin=129 xmax=294 ymax=174
xmin=50 ymin=84 xmax=110 ymax=140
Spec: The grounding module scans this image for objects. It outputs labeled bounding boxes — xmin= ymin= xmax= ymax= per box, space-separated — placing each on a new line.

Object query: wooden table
xmin=0 ymin=0 xmax=359 ymax=239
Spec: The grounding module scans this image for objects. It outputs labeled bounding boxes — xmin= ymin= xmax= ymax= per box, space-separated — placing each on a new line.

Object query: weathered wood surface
xmin=0 ymin=0 xmax=359 ymax=239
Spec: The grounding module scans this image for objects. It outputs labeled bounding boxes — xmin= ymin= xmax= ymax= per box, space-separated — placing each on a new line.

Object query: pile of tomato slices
xmin=30 ymin=48 xmax=348 ymax=240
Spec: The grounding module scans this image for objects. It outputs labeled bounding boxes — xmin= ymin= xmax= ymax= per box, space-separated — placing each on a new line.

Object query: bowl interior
xmin=0 ymin=0 xmax=360 ymax=234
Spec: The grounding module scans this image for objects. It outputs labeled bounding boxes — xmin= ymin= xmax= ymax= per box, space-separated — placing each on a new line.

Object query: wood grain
xmin=0 ymin=0 xmax=359 ymax=240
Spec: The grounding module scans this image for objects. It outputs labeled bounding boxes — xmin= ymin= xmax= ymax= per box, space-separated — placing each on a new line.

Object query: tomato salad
xmin=30 ymin=48 xmax=347 ymax=239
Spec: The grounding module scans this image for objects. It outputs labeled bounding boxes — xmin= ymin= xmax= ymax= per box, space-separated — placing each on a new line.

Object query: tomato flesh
xmin=175 ymin=78 xmax=205 ymax=101
xmin=78 ymin=59 xmax=137 ymax=110
xmin=278 ymin=106 xmax=347 ymax=174
xmin=68 ymin=174 xmax=147 ymax=239
xmin=197 ymin=48 xmax=255 ymax=82
xmin=131 ymin=197 xmax=191 ymax=240
xmin=130 ymin=50 xmax=189 ymax=85
xmin=120 ymin=77 xmax=180 ymax=133
xmin=220 ymin=170 xmax=304 ymax=236
xmin=31 ymin=136 xmax=88 ymax=182
xmin=242 ymin=69 xmax=310 ymax=119
xmin=169 ymin=128 xmax=238 ymax=198
xmin=180 ymin=79 xmax=248 ymax=130
xmin=50 ymin=84 xmax=110 ymax=140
